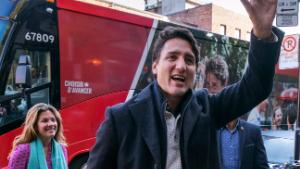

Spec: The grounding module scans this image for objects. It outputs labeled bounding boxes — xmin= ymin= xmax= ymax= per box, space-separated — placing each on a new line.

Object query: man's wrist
xmin=255 ymin=31 xmax=278 ymax=42
xmin=261 ymin=32 xmax=277 ymax=42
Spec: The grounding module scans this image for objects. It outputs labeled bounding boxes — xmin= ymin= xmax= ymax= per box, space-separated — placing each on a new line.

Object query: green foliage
xmin=198 ymin=34 xmax=249 ymax=84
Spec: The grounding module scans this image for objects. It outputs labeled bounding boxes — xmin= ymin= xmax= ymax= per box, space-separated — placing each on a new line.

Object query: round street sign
xmin=283 ymin=36 xmax=297 ymax=52
xmin=279 ymin=35 xmax=299 ymax=69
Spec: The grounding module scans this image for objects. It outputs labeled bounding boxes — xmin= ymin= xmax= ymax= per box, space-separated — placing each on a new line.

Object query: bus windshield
xmin=0 ymin=20 xmax=12 ymax=61
xmin=0 ymin=0 xmax=19 ymax=61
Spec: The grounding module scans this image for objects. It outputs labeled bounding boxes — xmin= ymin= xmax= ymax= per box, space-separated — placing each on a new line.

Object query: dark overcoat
xmin=87 ymin=28 xmax=284 ymax=169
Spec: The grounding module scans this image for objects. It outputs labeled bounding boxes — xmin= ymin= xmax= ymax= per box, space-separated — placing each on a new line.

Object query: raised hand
xmin=241 ymin=0 xmax=277 ymax=39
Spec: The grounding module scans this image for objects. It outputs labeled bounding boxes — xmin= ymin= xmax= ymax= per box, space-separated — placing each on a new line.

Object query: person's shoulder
xmin=193 ymin=88 xmax=210 ymax=105
xmin=109 ymin=86 xmax=153 ymax=114
xmin=106 ymin=100 xmax=135 ymax=119
xmin=109 ymin=102 xmax=126 ymax=112
xmin=9 ymin=143 xmax=30 ymax=165
xmin=240 ymin=119 xmax=261 ymax=131
xmin=193 ymin=88 xmax=210 ymax=100
xmin=14 ymin=143 xmax=30 ymax=153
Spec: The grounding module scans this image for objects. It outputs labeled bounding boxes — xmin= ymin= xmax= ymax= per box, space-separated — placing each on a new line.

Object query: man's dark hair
xmin=152 ymin=26 xmax=199 ymax=64
xmin=283 ymin=102 xmax=297 ymax=126
xmin=205 ymin=56 xmax=229 ymax=86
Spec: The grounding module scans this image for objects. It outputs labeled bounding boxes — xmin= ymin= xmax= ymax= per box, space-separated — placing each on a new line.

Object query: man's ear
xmin=152 ymin=60 xmax=158 ymax=75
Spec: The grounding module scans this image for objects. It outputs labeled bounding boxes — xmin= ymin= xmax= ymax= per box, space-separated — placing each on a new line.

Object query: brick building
xmin=93 ymin=0 xmax=252 ymax=41
xmin=145 ymin=0 xmax=252 ymax=41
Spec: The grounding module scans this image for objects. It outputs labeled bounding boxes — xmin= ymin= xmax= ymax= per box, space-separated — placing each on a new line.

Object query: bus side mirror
xmin=15 ymin=55 xmax=32 ymax=88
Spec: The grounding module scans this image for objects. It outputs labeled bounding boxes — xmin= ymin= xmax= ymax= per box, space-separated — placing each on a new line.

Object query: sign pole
xmin=296 ymin=34 xmax=300 ymax=161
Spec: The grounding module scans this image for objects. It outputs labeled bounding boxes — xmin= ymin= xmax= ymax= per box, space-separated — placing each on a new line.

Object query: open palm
xmin=241 ymin=0 xmax=277 ymax=39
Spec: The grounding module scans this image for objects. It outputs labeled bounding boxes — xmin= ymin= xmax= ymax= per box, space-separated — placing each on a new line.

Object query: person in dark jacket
xmin=87 ymin=0 xmax=284 ymax=168
xmin=204 ymin=56 xmax=269 ymax=169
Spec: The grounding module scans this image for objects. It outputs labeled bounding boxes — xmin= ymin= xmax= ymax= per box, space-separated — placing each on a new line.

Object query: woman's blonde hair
xmin=9 ymin=103 xmax=66 ymax=158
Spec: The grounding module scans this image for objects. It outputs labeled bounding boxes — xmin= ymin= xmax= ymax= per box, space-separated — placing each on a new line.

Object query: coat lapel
xmin=129 ymin=96 xmax=162 ymax=167
xmin=182 ymin=102 xmax=200 ymax=157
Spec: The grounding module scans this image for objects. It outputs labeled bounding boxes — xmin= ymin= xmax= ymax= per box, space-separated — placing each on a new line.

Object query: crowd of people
xmin=246 ymin=98 xmax=297 ymax=130
xmin=195 ymin=56 xmax=298 ymax=131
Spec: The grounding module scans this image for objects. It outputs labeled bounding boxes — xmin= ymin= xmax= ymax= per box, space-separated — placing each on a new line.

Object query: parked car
xmin=262 ymin=130 xmax=300 ymax=169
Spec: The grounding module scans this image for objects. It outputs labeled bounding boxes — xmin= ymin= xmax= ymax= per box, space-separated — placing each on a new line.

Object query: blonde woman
xmin=8 ymin=103 xmax=68 ymax=169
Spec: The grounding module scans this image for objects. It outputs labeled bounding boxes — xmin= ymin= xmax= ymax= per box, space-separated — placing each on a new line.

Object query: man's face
xmin=204 ymin=72 xmax=224 ymax=94
xmin=152 ymin=38 xmax=196 ymax=99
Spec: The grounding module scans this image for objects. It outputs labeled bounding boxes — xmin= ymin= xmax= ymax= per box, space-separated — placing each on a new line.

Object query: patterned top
xmin=8 ymin=143 xmax=68 ymax=169
xmin=220 ymin=121 xmax=240 ymax=169
xmin=165 ymin=110 xmax=182 ymax=169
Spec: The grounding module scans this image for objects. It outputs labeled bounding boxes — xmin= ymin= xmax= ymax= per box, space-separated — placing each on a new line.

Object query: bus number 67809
xmin=25 ymin=32 xmax=55 ymax=43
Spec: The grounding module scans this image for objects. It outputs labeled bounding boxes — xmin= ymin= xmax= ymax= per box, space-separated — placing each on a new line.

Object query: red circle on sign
xmin=283 ymin=36 xmax=296 ymax=52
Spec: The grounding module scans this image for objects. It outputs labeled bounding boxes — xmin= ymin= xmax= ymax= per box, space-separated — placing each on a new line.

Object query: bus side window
xmin=1 ymin=50 xmax=51 ymax=127
xmin=29 ymin=51 xmax=51 ymax=105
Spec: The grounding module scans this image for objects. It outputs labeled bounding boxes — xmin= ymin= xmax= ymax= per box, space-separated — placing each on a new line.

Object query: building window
xmin=220 ymin=24 xmax=226 ymax=35
xmin=145 ymin=0 xmax=161 ymax=9
xmin=246 ymin=31 xmax=251 ymax=41
xmin=235 ymin=28 xmax=241 ymax=39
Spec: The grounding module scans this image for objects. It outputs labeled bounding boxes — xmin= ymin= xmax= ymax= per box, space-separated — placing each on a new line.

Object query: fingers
xmin=240 ymin=0 xmax=255 ymax=22
xmin=240 ymin=0 xmax=276 ymax=39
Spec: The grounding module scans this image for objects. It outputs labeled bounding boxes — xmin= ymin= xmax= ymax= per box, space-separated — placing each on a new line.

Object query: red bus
xmin=0 ymin=0 xmax=252 ymax=168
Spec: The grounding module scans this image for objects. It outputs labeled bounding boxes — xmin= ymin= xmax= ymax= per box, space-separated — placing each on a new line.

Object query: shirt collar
xmin=221 ymin=119 xmax=241 ymax=133
xmin=153 ymin=80 xmax=193 ymax=117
